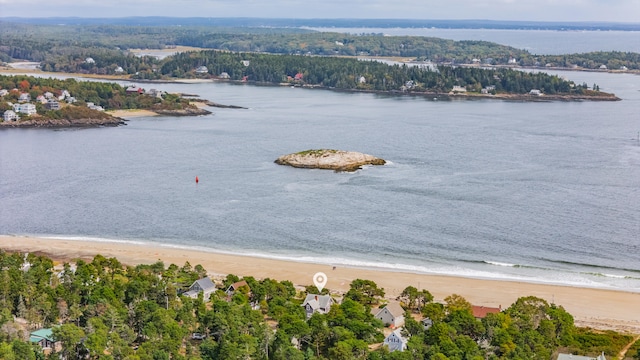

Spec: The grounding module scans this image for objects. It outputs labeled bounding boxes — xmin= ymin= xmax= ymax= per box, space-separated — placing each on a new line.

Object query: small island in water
xmin=275 ymin=149 xmax=386 ymax=172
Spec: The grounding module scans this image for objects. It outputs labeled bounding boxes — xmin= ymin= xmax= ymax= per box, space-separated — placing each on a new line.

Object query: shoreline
xmin=1 ymin=234 xmax=639 ymax=333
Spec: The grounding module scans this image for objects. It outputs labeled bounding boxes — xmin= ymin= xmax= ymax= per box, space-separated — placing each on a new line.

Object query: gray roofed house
xmin=557 ymin=353 xmax=606 ymax=360
xmin=302 ymin=294 xmax=334 ymax=319
xmin=183 ymin=277 xmax=216 ymax=300
xmin=372 ymin=302 xmax=405 ymax=328
xmin=383 ymin=328 xmax=408 ymax=352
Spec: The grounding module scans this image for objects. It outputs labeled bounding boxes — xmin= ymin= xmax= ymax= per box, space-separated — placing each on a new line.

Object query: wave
xmin=24 ymin=235 xmax=640 ymax=292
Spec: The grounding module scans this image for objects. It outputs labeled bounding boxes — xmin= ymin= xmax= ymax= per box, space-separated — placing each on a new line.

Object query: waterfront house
xmin=529 ymin=89 xmax=542 ymax=96
xmin=183 ymin=277 xmax=217 ymax=300
xmin=114 ymin=66 xmax=124 ymax=73
xmin=195 ymin=66 xmax=208 ymax=74
xmin=18 ymin=93 xmax=31 ymax=103
xmin=471 ymin=305 xmax=501 ymax=319
xmin=372 ymin=302 xmax=405 ymax=328
xmin=218 ymin=72 xmax=230 ymax=79
xmin=126 ymin=86 xmax=143 ymax=94
xmin=3 ymin=110 xmax=19 ymax=122
xmin=599 ymin=64 xmax=607 ymax=70
xmin=383 ymin=329 xmax=408 ymax=352
xmin=17 ymin=103 xmax=37 ymax=115
xmin=302 ymin=294 xmax=334 ymax=319
xmin=451 ymin=85 xmax=467 ymax=93
xmin=46 ymin=100 xmax=61 ymax=110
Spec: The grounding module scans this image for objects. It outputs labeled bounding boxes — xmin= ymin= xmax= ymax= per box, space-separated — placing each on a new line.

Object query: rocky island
xmin=275 ymin=149 xmax=386 ymax=172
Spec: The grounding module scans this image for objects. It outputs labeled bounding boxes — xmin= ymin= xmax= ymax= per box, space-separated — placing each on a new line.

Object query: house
xmin=599 ymin=64 xmax=607 ymax=70
xmin=294 ymin=72 xmax=304 ymax=81
xmin=508 ymin=57 xmax=518 ymax=64
xmin=3 ymin=110 xmax=19 ymax=122
xmin=620 ymin=66 xmax=628 ymax=71
xmin=183 ymin=277 xmax=217 ymax=300
xmin=18 ymin=93 xmax=31 ymax=103
xmin=451 ymin=85 xmax=467 ymax=93
xmin=225 ymin=280 xmax=249 ymax=296
xmin=358 ymin=76 xmax=366 ymax=84
xmin=36 ymin=95 xmax=47 ymax=104
xmin=85 ymin=57 xmax=95 ymax=64
xmin=0 ymin=89 xmax=8 ymax=97
xmin=302 ymin=294 xmax=334 ymax=319
xmin=17 ymin=103 xmax=37 ymax=115
xmin=372 ymin=302 xmax=405 ymax=328
xmin=126 ymin=86 xmax=143 ymax=94
xmin=383 ymin=329 xmax=408 ymax=352
xmin=114 ymin=66 xmax=125 ymax=74
xmin=218 ymin=72 xmax=230 ymax=79
xmin=471 ymin=305 xmax=501 ymax=319
xmin=529 ymin=89 xmax=543 ymax=96
xmin=43 ymin=91 xmax=53 ymax=99
xmin=557 ymin=352 xmax=606 ymax=360
xmin=46 ymin=100 xmax=61 ymax=110
xmin=87 ymin=102 xmax=104 ymax=111
xmin=30 ymin=328 xmax=61 ymax=354
xmin=58 ymin=90 xmax=70 ymax=100
xmin=335 ymin=41 xmax=344 ymax=46
xmin=421 ymin=317 xmax=433 ymax=330
xmin=66 ymin=97 xmax=77 ymax=104
xmin=145 ymin=89 xmax=164 ymax=98
xmin=195 ymin=66 xmax=208 ymax=74
xmin=241 ymin=60 xmax=250 ymax=67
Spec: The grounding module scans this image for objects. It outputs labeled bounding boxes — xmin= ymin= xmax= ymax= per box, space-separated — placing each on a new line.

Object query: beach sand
xmin=1 ymin=235 xmax=638 ymax=333
xmin=107 ymin=109 xmax=160 ymax=118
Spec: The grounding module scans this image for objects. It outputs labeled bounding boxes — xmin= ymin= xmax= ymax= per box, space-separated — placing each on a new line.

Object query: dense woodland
xmin=1 ymin=22 xmax=638 ymax=75
xmin=158 ymin=50 xmax=605 ymax=96
xmin=0 ymin=250 xmax=638 ymax=360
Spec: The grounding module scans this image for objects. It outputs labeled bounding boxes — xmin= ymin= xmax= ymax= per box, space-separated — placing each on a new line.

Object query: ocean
xmin=1 ymin=30 xmax=639 ymax=293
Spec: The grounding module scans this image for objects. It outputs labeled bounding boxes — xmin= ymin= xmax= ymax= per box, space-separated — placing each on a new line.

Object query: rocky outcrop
xmin=0 ymin=117 xmax=126 ymax=128
xmin=275 ymin=149 xmax=386 ymax=172
xmin=153 ymin=107 xmax=212 ymax=116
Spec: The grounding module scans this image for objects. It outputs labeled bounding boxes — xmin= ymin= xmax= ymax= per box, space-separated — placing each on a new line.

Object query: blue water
xmin=1 ymin=54 xmax=640 ymax=293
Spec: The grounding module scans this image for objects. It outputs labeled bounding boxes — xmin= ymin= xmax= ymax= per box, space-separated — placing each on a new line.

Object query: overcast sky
xmin=2 ymin=0 xmax=639 ymax=22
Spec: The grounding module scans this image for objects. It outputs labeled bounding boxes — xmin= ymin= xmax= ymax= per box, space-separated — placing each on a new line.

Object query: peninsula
xmin=275 ymin=149 xmax=386 ymax=172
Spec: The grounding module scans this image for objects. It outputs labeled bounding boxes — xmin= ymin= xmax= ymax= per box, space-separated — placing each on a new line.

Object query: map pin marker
xmin=313 ymin=272 xmax=328 ymax=292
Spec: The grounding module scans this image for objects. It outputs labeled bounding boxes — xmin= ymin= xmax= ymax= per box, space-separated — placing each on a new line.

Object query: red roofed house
xmin=294 ymin=72 xmax=304 ymax=80
xmin=472 ymin=305 xmax=501 ymax=319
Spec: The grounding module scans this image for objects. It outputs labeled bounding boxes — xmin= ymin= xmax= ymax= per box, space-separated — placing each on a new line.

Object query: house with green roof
xmin=30 ymin=328 xmax=61 ymax=353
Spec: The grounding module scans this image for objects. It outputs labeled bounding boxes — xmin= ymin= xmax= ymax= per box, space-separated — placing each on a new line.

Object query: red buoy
xmin=195 ymin=176 xmax=199 ymax=183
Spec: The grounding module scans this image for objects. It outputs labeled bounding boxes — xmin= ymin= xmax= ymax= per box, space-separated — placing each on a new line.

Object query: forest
xmin=1 ymin=22 xmax=638 ymax=73
xmin=0 ymin=250 xmax=638 ymax=360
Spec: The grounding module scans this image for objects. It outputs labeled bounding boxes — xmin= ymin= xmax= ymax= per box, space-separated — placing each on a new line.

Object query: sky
xmin=1 ymin=0 xmax=639 ymax=23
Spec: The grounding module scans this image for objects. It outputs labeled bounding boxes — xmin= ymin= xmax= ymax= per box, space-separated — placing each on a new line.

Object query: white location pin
xmin=313 ymin=272 xmax=328 ymax=292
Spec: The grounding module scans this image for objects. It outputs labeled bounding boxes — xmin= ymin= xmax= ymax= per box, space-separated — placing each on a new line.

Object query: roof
xmin=374 ymin=302 xmax=405 ymax=317
xmin=193 ymin=277 xmax=216 ymax=291
xmin=302 ymin=294 xmax=333 ymax=310
xmin=386 ymin=329 xmax=408 ymax=344
xmin=558 ymin=353 xmax=606 ymax=360
xmin=30 ymin=328 xmax=55 ymax=342
xmin=228 ymin=280 xmax=248 ymax=291
xmin=472 ymin=305 xmax=501 ymax=318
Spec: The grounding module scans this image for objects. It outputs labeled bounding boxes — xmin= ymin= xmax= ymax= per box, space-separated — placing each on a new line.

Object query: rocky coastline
xmin=275 ymin=149 xmax=386 ymax=172
xmin=0 ymin=116 xmax=126 ymax=128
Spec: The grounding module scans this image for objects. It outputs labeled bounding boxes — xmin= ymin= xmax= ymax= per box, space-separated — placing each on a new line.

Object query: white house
xmin=3 ymin=110 xmax=19 ymax=122
xmin=358 ymin=76 xmax=366 ymax=84
xmin=43 ymin=91 xmax=54 ymax=99
xmin=302 ymin=294 xmax=334 ymax=319
xmin=599 ymin=64 xmax=607 ymax=70
xmin=87 ymin=102 xmax=104 ymax=111
xmin=529 ymin=89 xmax=543 ymax=96
xmin=383 ymin=329 xmax=408 ymax=352
xmin=218 ymin=72 xmax=230 ymax=79
xmin=508 ymin=57 xmax=518 ymax=64
xmin=114 ymin=66 xmax=125 ymax=74
xmin=85 ymin=57 xmax=95 ymax=64
xmin=183 ymin=277 xmax=217 ymax=300
xmin=557 ymin=352 xmax=606 ymax=360
xmin=18 ymin=93 xmax=31 ymax=103
xmin=17 ymin=103 xmax=36 ymax=115
xmin=195 ymin=66 xmax=208 ymax=74
xmin=372 ymin=302 xmax=405 ymax=328
xmin=241 ymin=60 xmax=250 ymax=67
xmin=0 ymin=89 xmax=8 ymax=97
xmin=451 ymin=85 xmax=467 ymax=93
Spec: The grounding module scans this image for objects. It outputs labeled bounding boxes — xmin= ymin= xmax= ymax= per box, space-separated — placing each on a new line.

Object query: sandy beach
xmin=1 ymin=235 xmax=638 ymax=333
